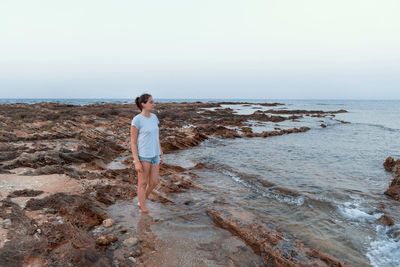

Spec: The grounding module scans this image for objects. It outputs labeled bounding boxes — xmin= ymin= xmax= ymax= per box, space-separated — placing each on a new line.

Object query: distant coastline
xmin=1 ymin=98 xmax=399 ymax=106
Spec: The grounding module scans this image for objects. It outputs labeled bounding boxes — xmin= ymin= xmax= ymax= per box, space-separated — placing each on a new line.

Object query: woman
xmin=130 ymin=93 xmax=163 ymax=213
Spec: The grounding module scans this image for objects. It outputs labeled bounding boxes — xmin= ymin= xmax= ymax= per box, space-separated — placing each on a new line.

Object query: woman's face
xmin=142 ymin=96 xmax=155 ymax=111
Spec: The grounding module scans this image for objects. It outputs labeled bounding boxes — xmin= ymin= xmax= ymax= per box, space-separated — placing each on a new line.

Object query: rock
xmin=2 ymin=218 xmax=11 ymax=229
xmin=7 ymin=189 xmax=44 ymax=198
xmin=96 ymin=234 xmax=118 ymax=246
xmin=191 ymin=162 xmax=205 ymax=169
xmin=205 ymin=204 xmax=344 ymax=267
xmin=385 ymin=185 xmax=400 ymax=201
xmin=102 ymin=218 xmax=113 ymax=227
xmin=128 ymin=256 xmax=136 ymax=263
xmin=123 ymin=237 xmax=138 ymax=247
xmin=384 ymin=157 xmax=400 ymax=201
xmin=0 ymin=102 xmax=352 ymax=266
xmin=383 ymin=156 xmax=399 ymax=172
xmin=320 ymin=123 xmax=327 ymax=128
xmin=377 ymin=215 xmax=395 ymax=226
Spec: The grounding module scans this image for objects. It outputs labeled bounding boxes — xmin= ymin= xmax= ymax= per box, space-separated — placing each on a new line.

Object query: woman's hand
xmin=134 ymin=161 xmax=143 ymax=173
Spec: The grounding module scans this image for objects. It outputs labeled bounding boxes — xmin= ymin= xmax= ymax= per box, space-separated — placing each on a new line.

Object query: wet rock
xmin=205 ymin=204 xmax=345 ymax=267
xmin=191 ymin=162 xmax=206 ymax=169
xmin=383 ymin=156 xmax=400 ymax=172
xmin=384 ymin=157 xmax=400 ymax=201
xmin=320 ymin=123 xmax=327 ymax=128
xmin=377 ymin=214 xmax=395 ymax=226
xmin=385 ymin=185 xmax=400 ymax=201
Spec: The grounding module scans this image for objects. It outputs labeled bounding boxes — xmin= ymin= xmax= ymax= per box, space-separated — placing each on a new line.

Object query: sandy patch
xmin=0 ymin=173 xmax=83 ymax=208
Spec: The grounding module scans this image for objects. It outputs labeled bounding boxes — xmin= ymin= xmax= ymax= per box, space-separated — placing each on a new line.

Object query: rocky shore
xmin=384 ymin=157 xmax=400 ymax=201
xmin=0 ymin=101 xmax=349 ymax=266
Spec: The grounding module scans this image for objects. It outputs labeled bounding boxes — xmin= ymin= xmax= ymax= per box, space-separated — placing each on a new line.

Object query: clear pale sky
xmin=1 ymin=0 xmax=399 ymax=99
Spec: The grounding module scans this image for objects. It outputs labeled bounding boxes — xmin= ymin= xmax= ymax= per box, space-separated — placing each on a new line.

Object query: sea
xmin=2 ymin=98 xmax=400 ymax=266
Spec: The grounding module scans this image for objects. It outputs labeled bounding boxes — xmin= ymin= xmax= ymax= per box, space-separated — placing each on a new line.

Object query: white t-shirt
xmin=131 ymin=113 xmax=161 ymax=157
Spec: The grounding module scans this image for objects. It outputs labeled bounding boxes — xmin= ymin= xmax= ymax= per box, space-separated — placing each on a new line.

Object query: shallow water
xmin=163 ymin=100 xmax=400 ymax=267
xmin=107 ymin=194 xmax=264 ymax=266
xmin=104 ymin=100 xmax=400 ymax=266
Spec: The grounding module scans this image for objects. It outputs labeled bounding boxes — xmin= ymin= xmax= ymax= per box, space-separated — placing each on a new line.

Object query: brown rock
xmin=384 ymin=157 xmax=400 ymax=201
xmin=205 ymin=204 xmax=346 ymax=267
xmin=377 ymin=214 xmax=395 ymax=226
xmin=96 ymin=234 xmax=118 ymax=246
xmin=383 ymin=156 xmax=399 ymax=172
xmin=102 ymin=218 xmax=113 ymax=227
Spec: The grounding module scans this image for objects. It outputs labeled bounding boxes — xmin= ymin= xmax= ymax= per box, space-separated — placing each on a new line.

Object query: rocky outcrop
xmin=0 ymin=101 xmax=349 ymax=266
xmin=0 ymin=198 xmax=111 ymax=266
xmin=384 ymin=157 xmax=400 ymax=201
xmin=206 ymin=204 xmax=346 ymax=267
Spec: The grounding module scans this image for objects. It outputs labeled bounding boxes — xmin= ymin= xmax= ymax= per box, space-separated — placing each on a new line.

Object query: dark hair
xmin=135 ymin=93 xmax=152 ymax=111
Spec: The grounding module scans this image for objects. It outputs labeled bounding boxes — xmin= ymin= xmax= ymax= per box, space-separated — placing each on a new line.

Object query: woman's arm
xmin=130 ymin=126 xmax=143 ymax=172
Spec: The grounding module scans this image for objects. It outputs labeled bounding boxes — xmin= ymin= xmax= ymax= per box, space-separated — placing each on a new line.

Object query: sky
xmin=0 ymin=0 xmax=399 ymax=99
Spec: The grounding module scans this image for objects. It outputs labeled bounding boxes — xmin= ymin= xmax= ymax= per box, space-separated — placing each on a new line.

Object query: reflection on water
xmin=108 ymin=196 xmax=263 ymax=266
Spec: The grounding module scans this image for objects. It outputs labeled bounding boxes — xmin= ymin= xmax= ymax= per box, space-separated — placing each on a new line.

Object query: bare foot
xmin=140 ymin=207 xmax=149 ymax=213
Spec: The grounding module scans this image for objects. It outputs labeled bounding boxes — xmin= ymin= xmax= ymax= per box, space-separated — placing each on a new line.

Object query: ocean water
xmin=3 ymin=98 xmax=400 ymax=266
xmin=163 ymin=100 xmax=400 ymax=267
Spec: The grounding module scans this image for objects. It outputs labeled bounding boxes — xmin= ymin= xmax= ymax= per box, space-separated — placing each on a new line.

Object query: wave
xmin=366 ymin=224 xmax=400 ymax=267
xmin=219 ymin=169 xmax=305 ymax=206
xmin=348 ymin=122 xmax=400 ymax=133
xmin=337 ymin=201 xmax=383 ymax=223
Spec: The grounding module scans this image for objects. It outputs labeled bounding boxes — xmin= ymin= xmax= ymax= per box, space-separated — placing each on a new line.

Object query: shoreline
xmin=0 ymin=101 xmax=354 ymax=266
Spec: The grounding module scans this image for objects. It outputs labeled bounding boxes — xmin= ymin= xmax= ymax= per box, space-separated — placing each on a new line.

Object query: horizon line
xmin=1 ymin=97 xmax=400 ymax=101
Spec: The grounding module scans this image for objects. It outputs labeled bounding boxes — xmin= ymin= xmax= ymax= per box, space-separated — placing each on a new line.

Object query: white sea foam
xmin=337 ymin=201 xmax=382 ymax=222
xmin=366 ymin=224 xmax=400 ymax=267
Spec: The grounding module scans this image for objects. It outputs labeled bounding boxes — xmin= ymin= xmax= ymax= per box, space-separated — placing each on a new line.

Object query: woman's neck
xmin=141 ymin=110 xmax=151 ymax=117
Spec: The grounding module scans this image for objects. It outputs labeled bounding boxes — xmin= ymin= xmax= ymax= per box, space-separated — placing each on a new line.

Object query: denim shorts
xmin=138 ymin=155 xmax=161 ymax=165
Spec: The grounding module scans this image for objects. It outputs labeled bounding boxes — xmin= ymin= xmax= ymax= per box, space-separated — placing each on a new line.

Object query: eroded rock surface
xmin=206 ymin=204 xmax=346 ymax=267
xmin=384 ymin=157 xmax=400 ymax=201
xmin=0 ymin=101 xmax=348 ymax=266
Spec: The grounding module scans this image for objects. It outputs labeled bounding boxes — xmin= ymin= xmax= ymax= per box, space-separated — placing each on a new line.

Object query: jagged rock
xmin=205 ymin=204 xmax=345 ymax=267
xmin=7 ymin=189 xmax=44 ymax=198
xmin=384 ymin=156 xmax=399 ymax=172
xmin=377 ymin=214 xmax=395 ymax=226
xmin=384 ymin=157 xmax=400 ymax=201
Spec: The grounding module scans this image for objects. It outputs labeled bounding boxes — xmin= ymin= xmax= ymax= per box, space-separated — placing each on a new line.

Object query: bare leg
xmin=146 ymin=163 xmax=160 ymax=199
xmin=137 ymin=161 xmax=151 ymax=213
